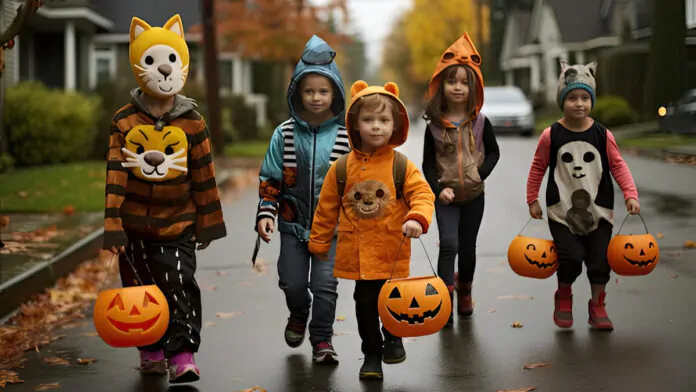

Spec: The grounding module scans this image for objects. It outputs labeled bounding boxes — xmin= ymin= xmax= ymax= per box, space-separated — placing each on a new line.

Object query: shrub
xmin=223 ymin=95 xmax=259 ymax=141
xmin=4 ymin=82 xmax=101 ymax=166
xmin=592 ymin=95 xmax=637 ymax=128
xmin=0 ymin=153 xmax=15 ymax=173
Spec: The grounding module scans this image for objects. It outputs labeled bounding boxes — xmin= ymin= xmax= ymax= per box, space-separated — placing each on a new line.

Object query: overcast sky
xmin=310 ymin=0 xmax=413 ymax=69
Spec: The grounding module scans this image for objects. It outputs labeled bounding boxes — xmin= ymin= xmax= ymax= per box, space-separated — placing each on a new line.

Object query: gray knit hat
xmin=557 ymin=60 xmax=597 ymax=109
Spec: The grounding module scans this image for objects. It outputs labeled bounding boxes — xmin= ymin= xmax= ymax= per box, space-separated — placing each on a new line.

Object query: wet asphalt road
xmin=8 ymin=122 xmax=696 ymax=392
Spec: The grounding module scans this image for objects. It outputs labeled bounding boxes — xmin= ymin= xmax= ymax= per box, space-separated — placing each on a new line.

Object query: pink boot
xmin=139 ymin=349 xmax=167 ymax=375
xmin=554 ymin=286 xmax=573 ymax=328
xmin=168 ymin=352 xmax=200 ymax=383
xmin=588 ymin=292 xmax=614 ymax=331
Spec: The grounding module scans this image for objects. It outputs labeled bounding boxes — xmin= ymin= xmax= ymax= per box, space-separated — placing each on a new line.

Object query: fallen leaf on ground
xmin=35 ymin=383 xmax=61 ymax=390
xmin=333 ymin=331 xmax=356 ymax=336
xmin=201 ymin=285 xmax=218 ymax=292
xmin=666 ymin=251 xmax=682 ymax=257
xmin=336 ymin=315 xmax=346 ymax=321
xmin=79 ymin=332 xmax=99 ymax=337
xmin=523 ymin=363 xmax=551 ymax=369
xmin=203 ymin=321 xmax=217 ymax=328
xmin=44 ymin=357 xmax=70 ymax=365
xmin=216 ymin=312 xmax=244 ymax=319
xmin=62 ymin=205 xmax=75 ymax=216
xmin=685 ymin=240 xmax=695 ymax=249
xmin=511 ymin=321 xmax=523 ymax=328
xmin=0 ymin=215 xmax=9 ymax=228
xmin=615 ymin=278 xmax=623 ymax=284
xmin=215 ymin=270 xmax=229 ymax=276
xmin=0 ymin=370 xmax=24 ymax=387
xmin=497 ymin=388 xmax=536 ymax=392
xmin=0 ymin=254 xmax=117 ymax=369
xmin=670 ymin=274 xmax=679 ymax=279
xmin=238 ymin=387 xmax=266 ymax=392
xmin=488 ymin=309 xmax=496 ymax=314
xmin=76 ymin=358 xmax=96 ymax=365
xmin=657 ymin=233 xmax=664 ymax=239
xmin=17 ymin=191 xmax=28 ymax=199
xmin=253 ymin=259 xmax=268 ymax=276
xmin=498 ymin=295 xmax=534 ymax=300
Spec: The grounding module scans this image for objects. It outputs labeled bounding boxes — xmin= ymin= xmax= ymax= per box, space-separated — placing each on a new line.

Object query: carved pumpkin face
xmin=507 ymin=235 xmax=559 ymax=279
xmin=378 ymin=276 xmax=452 ymax=337
xmin=93 ymin=285 xmax=169 ymax=348
xmin=607 ymin=234 xmax=660 ymax=276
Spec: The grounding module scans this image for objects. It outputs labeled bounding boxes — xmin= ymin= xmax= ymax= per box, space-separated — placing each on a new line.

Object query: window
xmin=90 ymin=46 xmax=116 ymax=88
xmin=688 ymin=0 xmax=696 ymax=29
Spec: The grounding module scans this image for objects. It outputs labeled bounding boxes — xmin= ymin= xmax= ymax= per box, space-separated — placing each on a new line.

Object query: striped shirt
xmin=103 ymin=104 xmax=227 ymax=248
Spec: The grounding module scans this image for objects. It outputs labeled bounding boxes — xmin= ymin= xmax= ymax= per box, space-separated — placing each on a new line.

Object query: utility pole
xmin=201 ymin=0 xmax=224 ymax=156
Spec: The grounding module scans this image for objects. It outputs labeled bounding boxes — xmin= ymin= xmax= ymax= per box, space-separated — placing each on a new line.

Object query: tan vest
xmin=428 ymin=114 xmax=486 ymax=203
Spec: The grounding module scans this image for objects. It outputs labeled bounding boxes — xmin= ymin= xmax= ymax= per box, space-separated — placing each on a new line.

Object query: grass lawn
xmin=224 ymin=140 xmax=270 ymax=158
xmin=0 ymin=161 xmax=105 ymax=213
xmin=616 ymin=133 xmax=696 ymax=149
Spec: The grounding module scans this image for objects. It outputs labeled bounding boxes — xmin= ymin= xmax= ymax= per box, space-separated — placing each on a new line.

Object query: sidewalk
xmin=0 ymin=157 xmax=261 ymax=321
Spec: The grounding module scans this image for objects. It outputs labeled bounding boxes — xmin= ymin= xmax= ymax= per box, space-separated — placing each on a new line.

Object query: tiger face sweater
xmin=103 ymin=88 xmax=227 ymax=248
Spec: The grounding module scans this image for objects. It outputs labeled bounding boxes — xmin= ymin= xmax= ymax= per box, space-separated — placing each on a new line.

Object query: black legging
xmin=435 ymin=192 xmax=485 ymax=287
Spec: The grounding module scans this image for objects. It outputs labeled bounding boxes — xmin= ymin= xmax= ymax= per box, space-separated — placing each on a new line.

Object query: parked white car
xmin=480 ymin=86 xmax=535 ymax=137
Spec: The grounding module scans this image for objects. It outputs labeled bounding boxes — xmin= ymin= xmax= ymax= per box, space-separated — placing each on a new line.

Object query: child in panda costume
xmin=526 ymin=60 xmax=640 ymax=331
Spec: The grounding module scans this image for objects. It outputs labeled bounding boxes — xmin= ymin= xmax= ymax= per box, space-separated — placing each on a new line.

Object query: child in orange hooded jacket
xmin=309 ymin=81 xmax=435 ymax=380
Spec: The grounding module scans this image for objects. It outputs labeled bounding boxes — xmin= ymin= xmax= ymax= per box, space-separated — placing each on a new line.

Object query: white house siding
xmin=1 ymin=0 xmax=20 ymax=87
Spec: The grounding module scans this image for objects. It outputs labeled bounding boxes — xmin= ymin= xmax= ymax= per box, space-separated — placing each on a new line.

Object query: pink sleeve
xmin=526 ymin=128 xmax=551 ymax=205
xmin=606 ymin=130 xmax=639 ymax=201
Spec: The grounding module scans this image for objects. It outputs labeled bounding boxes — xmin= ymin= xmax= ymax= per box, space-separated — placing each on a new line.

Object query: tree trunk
xmin=643 ymin=0 xmax=686 ymax=117
xmin=201 ymin=0 xmax=225 ymax=156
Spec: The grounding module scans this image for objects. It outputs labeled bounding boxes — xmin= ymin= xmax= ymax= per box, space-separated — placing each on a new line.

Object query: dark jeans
xmin=120 ymin=232 xmax=201 ymax=357
xmin=549 ymin=219 xmax=613 ymax=285
xmin=354 ymin=280 xmax=398 ymax=356
xmin=435 ymin=192 xmax=485 ymax=287
xmin=277 ymin=233 xmax=338 ymax=345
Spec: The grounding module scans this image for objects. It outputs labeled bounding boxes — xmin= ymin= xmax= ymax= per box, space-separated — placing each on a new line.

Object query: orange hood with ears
xmin=346 ymin=80 xmax=410 ymax=151
xmin=427 ymin=32 xmax=485 ymax=117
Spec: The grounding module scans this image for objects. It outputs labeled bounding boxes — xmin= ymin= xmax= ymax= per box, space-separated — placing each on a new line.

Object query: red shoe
xmin=588 ymin=292 xmax=614 ymax=331
xmin=554 ymin=287 xmax=573 ymax=328
xmin=454 ymin=272 xmax=473 ymax=317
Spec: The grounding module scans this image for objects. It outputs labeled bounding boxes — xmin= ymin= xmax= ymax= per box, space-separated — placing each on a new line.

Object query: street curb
xmin=0 ymin=167 xmax=252 ymax=321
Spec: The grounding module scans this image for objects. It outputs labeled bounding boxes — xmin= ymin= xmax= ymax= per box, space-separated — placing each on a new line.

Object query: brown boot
xmin=454 ymin=273 xmax=473 ymax=317
xmin=588 ymin=292 xmax=614 ymax=331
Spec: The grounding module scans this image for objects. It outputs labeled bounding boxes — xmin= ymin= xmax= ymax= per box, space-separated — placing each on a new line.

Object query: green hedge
xmin=4 ymin=81 xmax=101 ymax=166
xmin=591 ymin=95 xmax=637 ymax=127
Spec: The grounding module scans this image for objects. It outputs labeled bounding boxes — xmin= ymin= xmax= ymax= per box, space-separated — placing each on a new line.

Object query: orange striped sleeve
xmin=103 ymin=119 xmax=128 ymax=249
xmin=189 ymin=116 xmax=227 ymax=243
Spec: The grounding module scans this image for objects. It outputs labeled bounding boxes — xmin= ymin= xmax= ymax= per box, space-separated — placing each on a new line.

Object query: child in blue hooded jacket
xmin=255 ymin=35 xmax=349 ymax=364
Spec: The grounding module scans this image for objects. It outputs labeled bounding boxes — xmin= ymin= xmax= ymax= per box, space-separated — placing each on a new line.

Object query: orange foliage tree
xmin=190 ymin=0 xmax=351 ymax=62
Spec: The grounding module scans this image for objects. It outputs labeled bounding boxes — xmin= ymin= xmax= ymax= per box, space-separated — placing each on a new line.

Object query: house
xmin=0 ymin=0 xmax=267 ymax=125
xmin=499 ymin=0 xmax=696 ymax=107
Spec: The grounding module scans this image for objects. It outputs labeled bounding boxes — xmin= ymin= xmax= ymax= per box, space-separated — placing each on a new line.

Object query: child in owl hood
xmin=526 ymin=59 xmax=639 ymax=331
xmin=102 ymin=14 xmax=226 ymax=383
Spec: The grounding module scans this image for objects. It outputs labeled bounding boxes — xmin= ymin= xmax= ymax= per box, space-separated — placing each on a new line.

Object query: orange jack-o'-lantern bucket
xmin=507 ymin=217 xmax=559 ymax=279
xmin=377 ymin=237 xmax=452 ymax=338
xmin=607 ymin=213 xmax=659 ymax=276
xmin=93 ymin=254 xmax=169 ymax=348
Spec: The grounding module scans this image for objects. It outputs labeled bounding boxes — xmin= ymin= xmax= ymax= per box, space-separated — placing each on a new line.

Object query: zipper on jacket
xmin=457 ymin=126 xmax=465 ymax=183
xmin=308 ymin=127 xmax=318 ymax=232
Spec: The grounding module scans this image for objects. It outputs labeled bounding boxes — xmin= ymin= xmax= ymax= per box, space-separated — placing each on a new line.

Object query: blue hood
xmin=287 ymin=35 xmax=346 ymax=128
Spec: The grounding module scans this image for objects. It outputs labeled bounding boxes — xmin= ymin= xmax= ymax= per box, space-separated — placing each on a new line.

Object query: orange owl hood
xmin=427 ymin=33 xmax=485 ymax=118
xmin=345 ymin=80 xmax=410 ymax=153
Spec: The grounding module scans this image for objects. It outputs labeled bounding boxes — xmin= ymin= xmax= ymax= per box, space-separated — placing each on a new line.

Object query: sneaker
xmin=359 ymin=355 xmax=383 ymax=380
xmin=168 ymin=352 xmax=200 ymax=384
xmin=588 ymin=292 xmax=614 ymax=331
xmin=284 ymin=317 xmax=307 ymax=348
xmin=138 ymin=349 xmax=167 ymax=375
xmin=382 ymin=339 xmax=406 ymax=364
xmin=554 ymin=287 xmax=573 ymax=328
xmin=312 ymin=341 xmax=339 ymax=364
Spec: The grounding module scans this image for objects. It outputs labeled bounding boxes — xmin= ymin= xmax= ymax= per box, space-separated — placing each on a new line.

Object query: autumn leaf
xmin=216 ymin=312 xmax=244 ymax=319
xmin=488 ymin=309 xmax=497 ymax=314
xmin=657 ymin=233 xmax=664 ymax=238
xmin=202 ymin=285 xmax=218 ymax=292
xmin=216 ymin=270 xmax=229 ymax=277
xmin=497 ymin=388 xmax=536 ymax=392
xmin=336 ymin=315 xmax=346 ymax=321
xmin=44 ymin=357 xmax=70 ymax=365
xmin=511 ymin=321 xmax=523 ymax=328
xmin=79 ymin=332 xmax=99 ymax=337
xmin=523 ymin=363 xmax=551 ymax=369
xmin=203 ymin=321 xmax=217 ymax=328
xmin=238 ymin=387 xmax=267 ymax=392
xmin=62 ymin=205 xmax=75 ymax=216
xmin=0 ymin=215 xmax=9 ymax=228
xmin=0 ymin=370 xmax=24 ymax=387
xmin=685 ymin=240 xmax=695 ymax=249
xmin=253 ymin=258 xmax=268 ymax=276
xmin=498 ymin=295 xmax=534 ymax=300
xmin=77 ymin=358 xmax=96 ymax=365
xmin=35 ymin=383 xmax=61 ymax=390
xmin=17 ymin=190 xmax=28 ymax=199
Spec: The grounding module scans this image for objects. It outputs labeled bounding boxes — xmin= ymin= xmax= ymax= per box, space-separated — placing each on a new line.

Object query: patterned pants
xmin=120 ymin=231 xmax=202 ymax=357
